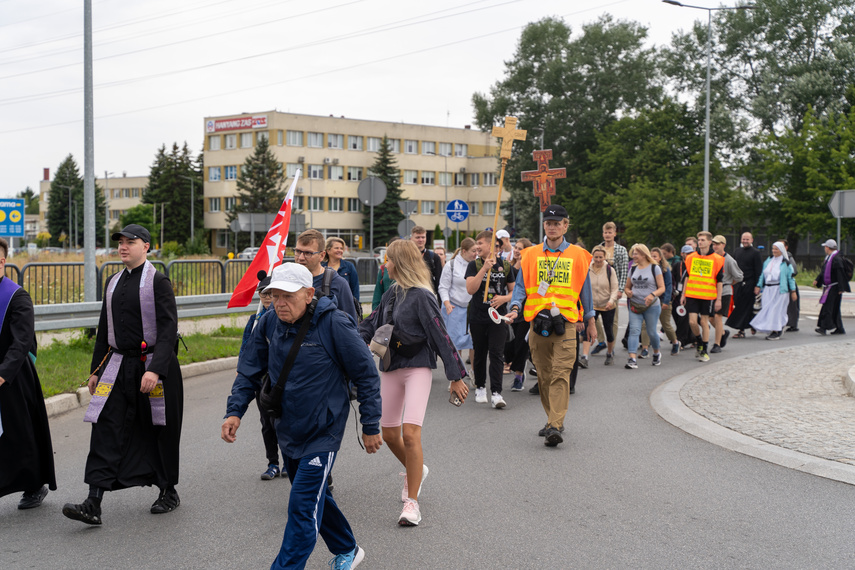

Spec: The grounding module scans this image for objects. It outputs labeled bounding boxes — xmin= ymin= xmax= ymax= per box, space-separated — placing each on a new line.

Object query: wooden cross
xmin=521 ymin=149 xmax=566 ymax=212
xmin=491 ymin=116 xmax=527 ymax=161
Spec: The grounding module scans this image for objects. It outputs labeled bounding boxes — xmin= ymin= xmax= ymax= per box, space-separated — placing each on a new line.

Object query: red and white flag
xmin=227 ymin=170 xmax=301 ymax=308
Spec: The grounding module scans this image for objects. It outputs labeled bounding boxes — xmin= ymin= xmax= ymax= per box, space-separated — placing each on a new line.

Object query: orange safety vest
xmin=684 ymin=251 xmax=724 ymax=300
xmin=520 ymin=243 xmax=592 ymax=322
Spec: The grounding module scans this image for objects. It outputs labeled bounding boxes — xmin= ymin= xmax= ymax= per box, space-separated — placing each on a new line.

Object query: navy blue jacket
xmin=226 ymin=296 xmax=381 ymax=459
xmin=323 ymin=260 xmax=361 ymax=307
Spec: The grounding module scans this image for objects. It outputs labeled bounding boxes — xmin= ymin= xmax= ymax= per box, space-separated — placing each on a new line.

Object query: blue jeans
xmin=627 ymin=302 xmax=662 ymax=355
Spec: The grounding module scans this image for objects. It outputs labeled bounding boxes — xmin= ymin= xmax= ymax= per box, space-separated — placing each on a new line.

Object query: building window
xmin=388 ymin=139 xmax=401 ymax=153
xmin=484 ymin=172 xmax=497 ymax=186
xmin=348 ymin=135 xmax=363 ymax=151
xmin=454 ymin=143 xmax=467 ymax=157
xmin=113 ymin=189 xmax=120 ymax=198
xmin=483 ymin=202 xmax=496 ymax=216
xmin=240 ymin=133 xmax=253 ymax=148
xmin=307 ymin=132 xmax=323 ymax=148
xmin=287 ymin=130 xmax=303 ymax=146
xmin=439 ymin=142 xmax=452 ymax=156
xmin=257 ymin=131 xmax=269 ymax=143
xmin=285 ymin=163 xmax=300 ymax=178
xmin=328 ymin=134 xmax=343 ymax=149
xmin=421 ymin=201 xmax=435 ymax=215
xmin=367 ymin=137 xmax=381 ymax=152
xmin=438 ymin=172 xmax=452 ymax=187
xmin=348 ymin=198 xmax=361 ymax=212
xmin=421 ymin=171 xmax=435 ymax=185
xmin=308 ymin=164 xmax=324 ymax=179
xmin=132 ymin=188 xmax=140 ymax=197
xmin=110 ymin=209 xmax=121 ymax=219
xmin=294 ymin=196 xmax=304 ymax=210
xmin=405 ymin=139 xmax=417 ymax=154
xmin=277 ymin=130 xmax=283 ymax=146
xmin=208 ymin=135 xmax=221 ymax=151
xmin=328 ymin=165 xmax=344 ymax=180
xmin=329 ymin=197 xmax=343 ymax=212
xmin=216 ymin=229 xmax=228 ymax=248
xmin=454 ymin=172 xmax=465 ymax=186
xmin=470 ymin=173 xmax=480 ymax=186
xmin=209 ymin=198 xmax=221 ymax=212
xmin=123 ymin=188 xmax=130 ymax=198
xmin=224 ymin=197 xmax=237 ymax=211
xmin=439 ymin=201 xmax=446 ymax=214
xmin=347 ymin=167 xmax=363 ymax=181
xmin=225 ymin=166 xmax=237 ymax=180
xmin=471 ymin=202 xmax=479 ymax=216
xmin=225 ymin=134 xmax=237 ymax=149
xmin=404 ymin=170 xmax=418 ymax=184
xmin=309 ymin=196 xmax=323 ymax=211
xmin=422 ymin=141 xmax=435 ymax=155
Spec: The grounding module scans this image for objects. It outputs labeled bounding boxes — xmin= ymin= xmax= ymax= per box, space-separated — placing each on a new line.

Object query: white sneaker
xmin=491 ymin=392 xmax=506 ymax=409
xmin=475 ymin=387 xmax=487 ymax=403
xmin=398 ymin=498 xmax=421 ymax=526
xmin=401 ymin=464 xmax=429 ymax=502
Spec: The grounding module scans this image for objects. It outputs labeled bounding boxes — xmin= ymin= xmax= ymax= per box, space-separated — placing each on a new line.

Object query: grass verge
xmin=37 ymin=326 xmax=244 ymax=398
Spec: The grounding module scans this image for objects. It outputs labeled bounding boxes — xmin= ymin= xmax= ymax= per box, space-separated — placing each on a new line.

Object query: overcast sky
xmin=0 ymin=0 xmax=710 ymax=198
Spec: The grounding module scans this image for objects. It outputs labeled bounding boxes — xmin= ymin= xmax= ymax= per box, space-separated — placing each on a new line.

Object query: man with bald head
xmin=727 ymin=232 xmax=763 ymax=337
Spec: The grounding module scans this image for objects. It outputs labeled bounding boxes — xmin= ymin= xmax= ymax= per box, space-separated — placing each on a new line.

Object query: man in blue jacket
xmin=222 ymin=263 xmax=382 ymax=570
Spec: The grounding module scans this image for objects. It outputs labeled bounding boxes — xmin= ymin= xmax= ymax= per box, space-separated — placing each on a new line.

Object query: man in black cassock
xmin=0 ymin=237 xmax=56 ymax=510
xmin=62 ymin=224 xmax=183 ymax=525
xmin=814 ymin=239 xmax=850 ymax=335
xmin=726 ymin=232 xmax=764 ymax=337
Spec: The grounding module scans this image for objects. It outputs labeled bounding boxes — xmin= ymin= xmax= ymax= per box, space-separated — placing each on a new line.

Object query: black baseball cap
xmin=543 ymin=204 xmax=568 ymax=221
xmin=112 ymin=224 xmax=152 ymax=244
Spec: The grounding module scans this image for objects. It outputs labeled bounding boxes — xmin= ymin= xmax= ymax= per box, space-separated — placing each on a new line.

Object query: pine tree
xmin=17 ymin=187 xmax=38 ymax=215
xmin=363 ymin=135 xmax=404 ymax=248
xmin=46 ymin=155 xmax=81 ymax=247
xmin=143 ymin=142 xmax=201 ymax=245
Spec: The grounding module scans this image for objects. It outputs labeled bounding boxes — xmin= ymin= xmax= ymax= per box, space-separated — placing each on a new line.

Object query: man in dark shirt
xmin=63 ymin=224 xmax=183 ymax=525
xmin=465 ymin=230 xmax=516 ymax=409
xmin=294 ymin=229 xmax=358 ymax=322
xmin=727 ymin=232 xmax=764 ymax=336
xmin=411 ymin=226 xmax=442 ymax=297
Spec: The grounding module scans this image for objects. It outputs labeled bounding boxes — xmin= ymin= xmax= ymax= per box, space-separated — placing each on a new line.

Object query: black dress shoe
xmin=62 ymin=498 xmax=102 ymax=525
xmin=150 ymin=488 xmax=180 ymax=514
xmin=18 ymin=486 xmax=48 ymax=510
xmin=815 ymin=327 xmax=827 ymax=335
xmin=785 ymin=326 xmax=799 ymax=332
xmin=529 ymin=383 xmax=540 ymax=395
xmin=538 ymin=424 xmax=565 ymax=437
xmin=544 ymin=427 xmax=563 ymax=447
xmin=830 ymin=329 xmax=846 ymax=335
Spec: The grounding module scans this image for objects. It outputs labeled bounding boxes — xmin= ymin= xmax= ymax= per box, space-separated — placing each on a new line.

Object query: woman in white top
xmin=438 ymin=238 xmax=477 ymax=364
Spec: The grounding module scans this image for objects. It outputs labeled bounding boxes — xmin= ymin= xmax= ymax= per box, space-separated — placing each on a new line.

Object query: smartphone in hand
xmin=449 ymin=391 xmax=464 ymax=407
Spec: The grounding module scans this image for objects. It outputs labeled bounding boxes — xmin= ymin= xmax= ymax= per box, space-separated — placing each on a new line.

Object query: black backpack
xmin=841 ymin=256 xmax=854 ymax=282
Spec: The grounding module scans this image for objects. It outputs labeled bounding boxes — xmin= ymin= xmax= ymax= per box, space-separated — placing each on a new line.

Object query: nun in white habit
xmin=750 ymin=241 xmax=798 ymax=340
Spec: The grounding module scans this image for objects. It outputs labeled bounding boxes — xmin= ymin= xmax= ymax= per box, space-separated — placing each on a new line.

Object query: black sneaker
xmin=815 ymin=327 xmax=827 ymax=335
xmin=652 ymin=353 xmax=661 ymax=366
xmin=590 ymin=342 xmax=607 ymax=355
xmin=578 ymin=356 xmax=589 ymax=369
xmin=785 ymin=326 xmax=799 ymax=332
xmin=720 ymin=329 xmax=730 ymax=348
xmin=529 ymin=383 xmax=540 ymax=395
xmin=710 ymin=344 xmax=722 ymax=354
xmin=765 ymin=331 xmax=781 ymax=340
xmin=18 ymin=486 xmax=48 ymax=510
xmin=62 ymin=498 xmax=102 ymax=525
xmin=538 ymin=424 xmax=565 ymax=437
xmin=529 ymin=365 xmax=537 ymax=377
xmin=544 ymin=427 xmax=563 ymax=447
xmin=625 ymin=358 xmax=637 ymax=369
xmin=150 ymin=488 xmax=180 ymax=514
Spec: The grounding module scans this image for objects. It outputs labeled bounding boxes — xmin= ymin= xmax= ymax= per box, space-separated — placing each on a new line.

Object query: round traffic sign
xmin=446 ymin=200 xmax=469 ymax=222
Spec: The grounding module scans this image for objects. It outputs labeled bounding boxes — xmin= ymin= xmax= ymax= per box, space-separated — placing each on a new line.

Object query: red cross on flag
xmin=227 ymin=170 xmax=301 ymax=308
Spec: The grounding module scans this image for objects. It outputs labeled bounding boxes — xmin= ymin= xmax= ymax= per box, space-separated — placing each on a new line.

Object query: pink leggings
xmin=379 ymin=367 xmax=433 ymax=428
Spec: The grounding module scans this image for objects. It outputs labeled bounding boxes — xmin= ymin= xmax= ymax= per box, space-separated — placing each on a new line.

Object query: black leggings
xmin=595 ymin=309 xmax=616 ymax=343
xmin=503 ymin=319 xmax=531 ymax=372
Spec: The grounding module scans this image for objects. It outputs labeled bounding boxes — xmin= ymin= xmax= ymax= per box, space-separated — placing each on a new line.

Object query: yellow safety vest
xmin=684 ymin=251 xmax=724 ymax=300
xmin=521 ymin=244 xmax=591 ymax=322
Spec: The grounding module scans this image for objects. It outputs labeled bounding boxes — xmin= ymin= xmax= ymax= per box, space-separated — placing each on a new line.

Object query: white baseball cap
xmin=496 ymin=229 xmax=510 ymax=240
xmin=821 ymin=239 xmax=838 ymax=249
xmin=263 ymin=263 xmax=313 ymax=293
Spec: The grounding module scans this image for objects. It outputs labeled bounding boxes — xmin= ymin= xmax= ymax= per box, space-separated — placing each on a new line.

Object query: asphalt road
xmin=2 ymin=308 xmax=854 ymax=569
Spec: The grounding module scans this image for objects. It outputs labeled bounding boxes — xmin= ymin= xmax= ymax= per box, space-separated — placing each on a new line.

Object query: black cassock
xmin=727 ymin=246 xmax=763 ymax=331
xmin=0 ymin=284 xmax=57 ymax=498
xmin=85 ymin=265 xmax=183 ymax=491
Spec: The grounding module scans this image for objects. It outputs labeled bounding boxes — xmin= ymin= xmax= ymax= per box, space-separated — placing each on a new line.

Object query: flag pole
xmin=483 ymin=117 xmax=526 ymax=303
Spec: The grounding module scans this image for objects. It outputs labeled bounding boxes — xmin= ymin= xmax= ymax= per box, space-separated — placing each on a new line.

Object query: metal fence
xmin=4 ymin=257 xmax=383 ymax=305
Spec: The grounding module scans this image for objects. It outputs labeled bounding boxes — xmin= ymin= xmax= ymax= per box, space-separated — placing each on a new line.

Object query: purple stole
xmin=0 ymin=277 xmax=21 ymax=438
xmin=820 ymin=250 xmax=838 ymax=304
xmin=84 ymin=261 xmax=166 ymax=426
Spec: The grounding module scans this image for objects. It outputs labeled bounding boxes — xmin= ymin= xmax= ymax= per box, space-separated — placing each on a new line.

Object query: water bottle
xmin=550 ymin=302 xmax=565 ymax=336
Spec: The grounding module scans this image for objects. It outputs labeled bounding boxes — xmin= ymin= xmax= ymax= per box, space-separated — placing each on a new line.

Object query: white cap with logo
xmin=263 ymin=263 xmax=313 ymax=293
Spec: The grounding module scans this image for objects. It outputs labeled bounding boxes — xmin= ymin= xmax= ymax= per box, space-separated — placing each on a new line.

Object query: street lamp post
xmin=662 ymin=0 xmax=754 ymax=232
xmin=179 ymin=174 xmax=196 ymax=241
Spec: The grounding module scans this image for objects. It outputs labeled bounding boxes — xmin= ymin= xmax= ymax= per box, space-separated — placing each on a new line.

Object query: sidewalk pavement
xmin=652 ymin=338 xmax=855 ymax=486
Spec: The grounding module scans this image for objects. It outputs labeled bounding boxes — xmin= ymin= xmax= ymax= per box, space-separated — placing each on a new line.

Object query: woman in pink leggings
xmin=360 ymin=240 xmax=469 ymax=527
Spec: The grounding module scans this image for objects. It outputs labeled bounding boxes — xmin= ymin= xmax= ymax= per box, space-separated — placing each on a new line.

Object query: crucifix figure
xmin=521 ymin=149 xmax=566 ymax=212
xmin=491 ymin=116 xmax=527 ymax=161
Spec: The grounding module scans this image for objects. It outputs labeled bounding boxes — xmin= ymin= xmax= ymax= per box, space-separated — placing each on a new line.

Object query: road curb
xmin=650 ymin=345 xmax=855 ymax=487
xmin=44 ymin=357 xmax=239 ymax=419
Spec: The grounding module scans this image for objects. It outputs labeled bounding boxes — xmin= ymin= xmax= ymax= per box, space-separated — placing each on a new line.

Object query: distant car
xmin=237 ymin=247 xmax=259 ymax=259
xmin=147 ymin=249 xmax=161 ymax=258
xmin=43 ymin=247 xmax=65 ymax=254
